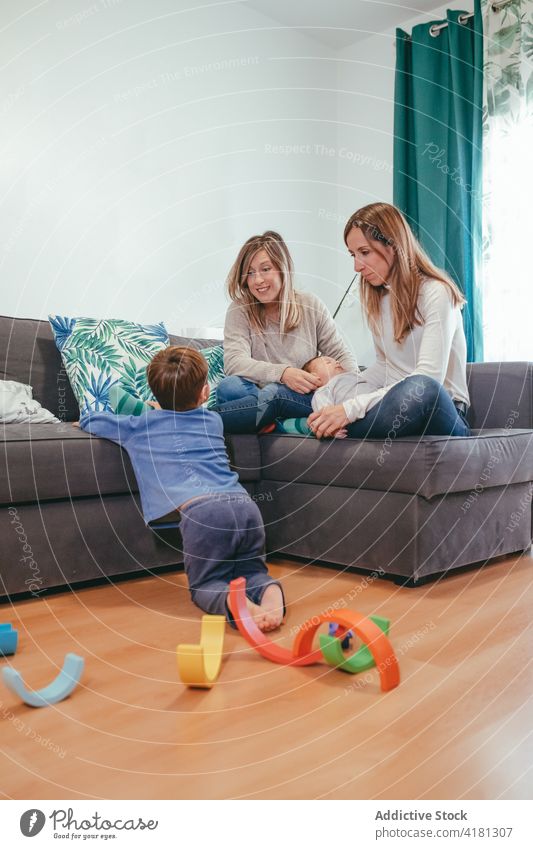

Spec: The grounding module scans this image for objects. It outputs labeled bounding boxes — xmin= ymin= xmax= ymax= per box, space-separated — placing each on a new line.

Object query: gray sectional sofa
xmin=2 ymin=314 xmax=533 ymax=600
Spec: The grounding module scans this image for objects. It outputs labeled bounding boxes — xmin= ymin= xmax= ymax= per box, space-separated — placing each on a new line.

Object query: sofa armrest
xmin=466 ymin=362 xmax=533 ymax=429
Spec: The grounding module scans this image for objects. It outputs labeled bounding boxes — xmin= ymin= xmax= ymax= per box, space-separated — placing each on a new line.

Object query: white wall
xmin=1 ymin=0 xmax=341 ymax=337
xmin=332 ymin=29 xmax=396 ymax=364
xmin=0 ymin=0 xmax=465 ymax=360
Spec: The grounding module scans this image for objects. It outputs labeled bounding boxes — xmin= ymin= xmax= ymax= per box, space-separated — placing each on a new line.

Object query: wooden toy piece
xmin=0 ymin=624 xmax=18 ymax=656
xmin=2 ymin=653 xmax=84 ymax=707
xmin=177 ymin=615 xmax=226 ymax=688
xmin=229 ymin=577 xmax=399 ymax=689
xmin=294 ymin=611 xmax=399 ymax=692
xmin=228 ymin=578 xmax=322 ymax=666
xmin=320 ymin=615 xmax=391 ymax=674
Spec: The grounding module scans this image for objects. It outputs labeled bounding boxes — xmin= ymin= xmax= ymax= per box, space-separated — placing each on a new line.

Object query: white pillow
xmin=0 ymin=381 xmax=60 ymax=424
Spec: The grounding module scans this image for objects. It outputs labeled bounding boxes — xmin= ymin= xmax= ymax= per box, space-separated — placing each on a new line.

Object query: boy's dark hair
xmin=147 ymin=346 xmax=208 ymax=411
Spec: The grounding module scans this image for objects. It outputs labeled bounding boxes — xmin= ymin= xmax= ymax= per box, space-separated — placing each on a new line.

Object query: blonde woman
xmin=308 ymin=203 xmax=471 ymax=440
xmin=214 ymin=230 xmax=357 ymax=433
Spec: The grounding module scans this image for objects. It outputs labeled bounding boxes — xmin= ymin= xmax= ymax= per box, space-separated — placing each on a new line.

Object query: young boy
xmin=79 ymin=347 xmax=284 ymax=632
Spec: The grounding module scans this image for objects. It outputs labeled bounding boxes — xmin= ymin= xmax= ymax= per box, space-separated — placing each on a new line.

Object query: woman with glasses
xmin=213 ymin=230 xmax=357 ymax=434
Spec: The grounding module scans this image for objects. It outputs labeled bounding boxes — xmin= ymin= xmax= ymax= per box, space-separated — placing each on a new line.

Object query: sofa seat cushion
xmin=1 ymin=423 xmax=137 ymax=504
xmin=0 ymin=424 xmax=261 ymax=505
xmin=258 ymin=429 xmax=533 ymax=500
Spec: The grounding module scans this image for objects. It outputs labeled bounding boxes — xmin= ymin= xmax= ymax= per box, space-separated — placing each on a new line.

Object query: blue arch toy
xmin=2 ymin=653 xmax=84 ymax=707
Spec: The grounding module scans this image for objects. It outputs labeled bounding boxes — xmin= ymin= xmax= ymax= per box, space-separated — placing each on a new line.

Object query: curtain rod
xmin=428 ymin=0 xmax=512 ymax=38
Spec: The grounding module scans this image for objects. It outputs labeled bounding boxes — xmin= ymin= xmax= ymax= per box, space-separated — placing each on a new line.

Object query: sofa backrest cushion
xmin=0 ymin=315 xmax=79 ymax=422
xmin=167 ymin=333 xmax=221 ymax=350
xmin=0 ymin=315 xmax=221 ymax=421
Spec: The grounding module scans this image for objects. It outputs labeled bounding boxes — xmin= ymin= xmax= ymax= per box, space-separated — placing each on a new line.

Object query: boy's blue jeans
xmin=179 ymin=492 xmax=284 ymax=625
xmin=213 ymin=375 xmax=314 ymax=434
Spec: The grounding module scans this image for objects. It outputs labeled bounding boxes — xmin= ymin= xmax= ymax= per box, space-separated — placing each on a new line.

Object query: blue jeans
xmin=213 ymin=375 xmax=314 ymax=434
xmin=346 ymin=375 xmax=471 ymax=439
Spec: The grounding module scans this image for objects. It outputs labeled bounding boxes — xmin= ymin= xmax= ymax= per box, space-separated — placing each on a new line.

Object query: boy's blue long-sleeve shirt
xmin=79 ymin=407 xmax=244 ymax=525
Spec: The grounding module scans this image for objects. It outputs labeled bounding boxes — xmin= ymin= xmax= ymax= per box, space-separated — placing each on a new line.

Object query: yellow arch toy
xmin=177 ymin=615 xmax=226 ymax=688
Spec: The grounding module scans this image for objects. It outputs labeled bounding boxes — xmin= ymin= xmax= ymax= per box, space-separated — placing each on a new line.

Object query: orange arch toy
xmin=229 ymin=577 xmax=400 ymax=691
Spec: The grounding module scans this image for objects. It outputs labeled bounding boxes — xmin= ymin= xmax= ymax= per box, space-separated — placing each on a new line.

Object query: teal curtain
xmin=394 ymin=2 xmax=484 ymax=361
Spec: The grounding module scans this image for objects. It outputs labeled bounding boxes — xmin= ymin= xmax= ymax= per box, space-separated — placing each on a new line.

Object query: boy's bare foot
xmin=258 ymin=584 xmax=284 ymax=631
xmin=244 ymin=586 xmax=284 ymax=633
xmin=245 ymin=599 xmax=270 ymax=632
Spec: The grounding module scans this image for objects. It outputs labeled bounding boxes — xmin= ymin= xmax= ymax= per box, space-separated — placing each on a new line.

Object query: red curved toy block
xmin=228 ymin=577 xmax=322 ymax=665
xmin=229 ymin=578 xmax=400 ymax=691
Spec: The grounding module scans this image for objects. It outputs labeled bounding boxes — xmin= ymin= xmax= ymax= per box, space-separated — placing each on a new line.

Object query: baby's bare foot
xmin=259 ymin=584 xmax=284 ymax=631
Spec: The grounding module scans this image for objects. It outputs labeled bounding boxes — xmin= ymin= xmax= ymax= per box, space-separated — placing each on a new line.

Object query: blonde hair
xmin=226 ymin=231 xmax=301 ymax=333
xmin=344 ymin=202 xmax=466 ymax=344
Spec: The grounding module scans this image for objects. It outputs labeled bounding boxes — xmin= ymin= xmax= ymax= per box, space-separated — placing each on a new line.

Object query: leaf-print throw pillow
xmin=49 ymin=316 xmax=169 ymax=414
xmin=199 ymin=344 xmax=225 ymax=408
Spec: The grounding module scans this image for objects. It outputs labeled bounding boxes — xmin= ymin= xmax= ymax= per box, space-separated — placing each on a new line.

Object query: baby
xmin=304 ymin=357 xmax=364 ymax=406
xmin=304 ymin=356 xmax=369 ymax=437
xmin=274 ymin=356 xmax=367 ymax=438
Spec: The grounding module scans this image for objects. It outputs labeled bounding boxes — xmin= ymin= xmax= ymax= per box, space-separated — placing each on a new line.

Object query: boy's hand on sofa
xmin=308 ymin=405 xmax=349 ymax=439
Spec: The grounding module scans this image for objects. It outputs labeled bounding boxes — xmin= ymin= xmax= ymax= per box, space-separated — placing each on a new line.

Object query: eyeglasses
xmin=244 ymin=266 xmax=277 ymax=281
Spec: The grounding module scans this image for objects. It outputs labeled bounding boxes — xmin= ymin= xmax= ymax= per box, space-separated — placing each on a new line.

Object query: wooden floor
xmin=1 ymin=553 xmax=532 ymax=800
